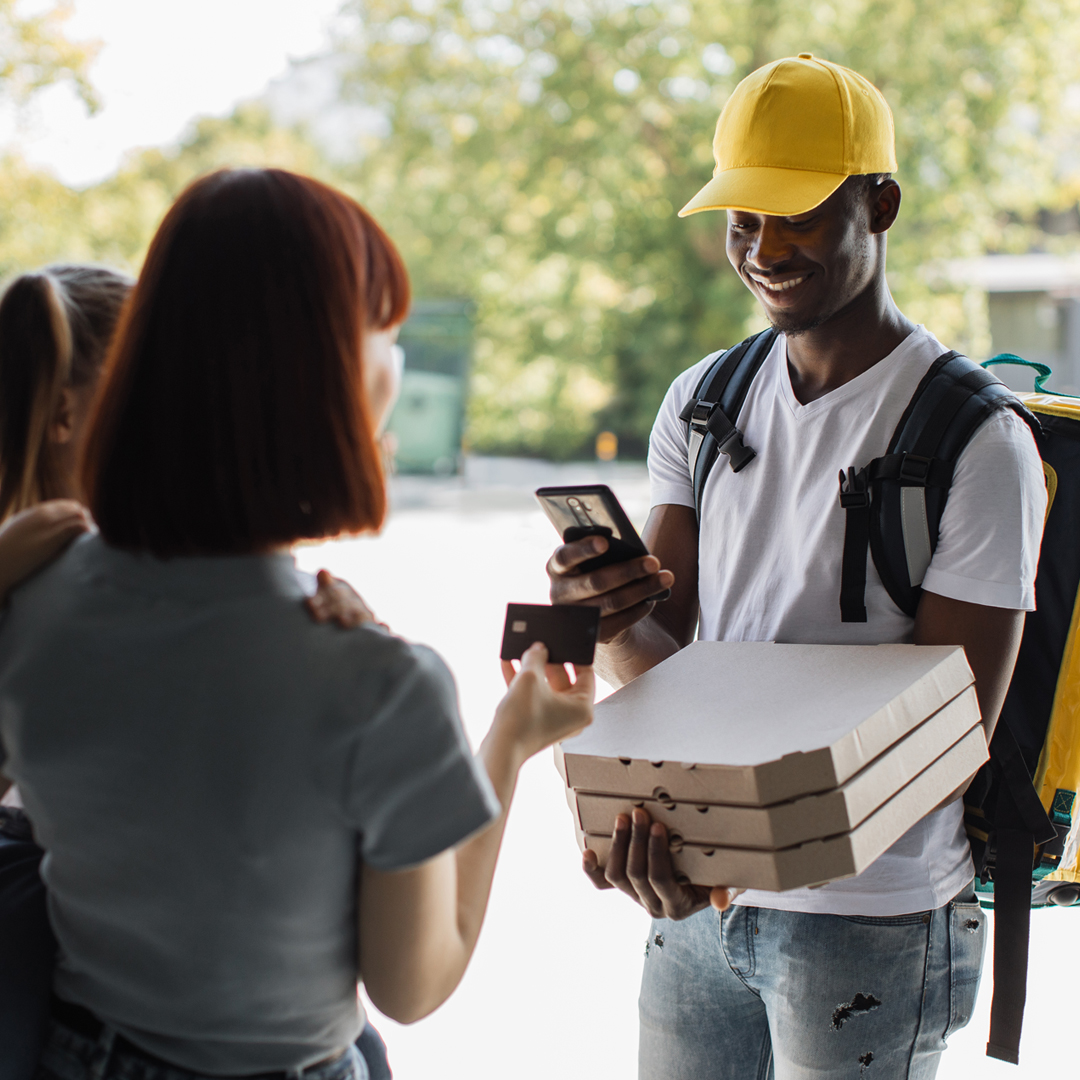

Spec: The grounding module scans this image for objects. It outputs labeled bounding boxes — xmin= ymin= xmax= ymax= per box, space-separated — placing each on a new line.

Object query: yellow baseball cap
xmin=679 ymin=54 xmax=897 ymax=218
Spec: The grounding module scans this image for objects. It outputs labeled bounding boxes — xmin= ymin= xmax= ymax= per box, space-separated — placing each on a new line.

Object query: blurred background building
xmin=388 ymin=300 xmax=473 ymax=474
xmin=944 ymin=255 xmax=1080 ymax=396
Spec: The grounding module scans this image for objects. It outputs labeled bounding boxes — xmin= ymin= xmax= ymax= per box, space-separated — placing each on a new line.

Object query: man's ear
xmin=48 ymin=386 xmax=76 ymax=445
xmin=870 ymin=178 xmax=901 ymax=234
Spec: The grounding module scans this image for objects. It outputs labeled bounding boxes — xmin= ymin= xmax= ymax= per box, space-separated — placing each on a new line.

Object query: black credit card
xmin=500 ymin=603 xmax=600 ymax=665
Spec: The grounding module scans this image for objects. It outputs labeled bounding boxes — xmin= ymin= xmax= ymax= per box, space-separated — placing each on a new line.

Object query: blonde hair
xmin=0 ymin=265 xmax=133 ymax=519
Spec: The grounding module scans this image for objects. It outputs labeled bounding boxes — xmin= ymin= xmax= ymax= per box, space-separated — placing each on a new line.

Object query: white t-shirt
xmin=648 ymin=326 xmax=1046 ymax=916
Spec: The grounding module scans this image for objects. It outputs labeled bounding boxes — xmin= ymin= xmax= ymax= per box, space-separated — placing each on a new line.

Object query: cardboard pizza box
xmin=557 ymin=642 xmax=974 ymax=806
xmin=571 ymin=684 xmax=980 ymax=849
xmin=578 ymin=723 xmax=989 ymax=891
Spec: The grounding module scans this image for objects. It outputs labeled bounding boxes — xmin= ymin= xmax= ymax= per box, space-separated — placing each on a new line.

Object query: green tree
xmin=328 ymin=0 xmax=1080 ymax=456
xmin=0 ymin=105 xmax=328 ymax=279
xmin=0 ymin=0 xmax=99 ymax=279
xmin=3 ymin=0 xmax=1079 ymax=459
xmin=0 ymin=0 xmax=98 ymax=109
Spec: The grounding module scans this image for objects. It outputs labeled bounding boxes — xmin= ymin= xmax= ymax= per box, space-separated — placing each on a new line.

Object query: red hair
xmin=82 ymin=169 xmax=409 ymax=555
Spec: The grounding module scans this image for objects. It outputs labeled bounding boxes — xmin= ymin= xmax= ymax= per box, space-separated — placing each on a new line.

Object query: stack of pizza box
xmin=557 ymin=642 xmax=987 ymax=891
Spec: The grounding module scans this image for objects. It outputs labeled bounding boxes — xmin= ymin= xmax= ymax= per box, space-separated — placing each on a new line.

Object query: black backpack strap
xmin=987 ymin=826 xmax=1035 ymax=1064
xmin=980 ymin=721 xmax=1057 ymax=1066
xmin=837 ymin=352 xmax=1039 ymax=622
xmin=678 ymin=329 xmax=778 ymax=519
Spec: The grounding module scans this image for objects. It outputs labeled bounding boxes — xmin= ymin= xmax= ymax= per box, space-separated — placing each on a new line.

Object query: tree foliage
xmin=2 ymin=0 xmax=1080 ymax=458
xmin=325 ymin=0 xmax=1080 ymax=456
xmin=0 ymin=105 xmax=327 ymax=280
xmin=0 ymin=0 xmax=98 ymax=109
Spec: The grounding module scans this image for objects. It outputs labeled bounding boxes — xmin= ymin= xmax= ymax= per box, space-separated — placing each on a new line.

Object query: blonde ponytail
xmin=0 ymin=265 xmax=133 ymax=521
xmin=0 ymin=273 xmax=74 ymax=519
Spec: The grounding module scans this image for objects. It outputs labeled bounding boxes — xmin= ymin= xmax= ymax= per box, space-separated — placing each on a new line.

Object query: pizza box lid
xmin=558 ymin=641 xmax=974 ymax=806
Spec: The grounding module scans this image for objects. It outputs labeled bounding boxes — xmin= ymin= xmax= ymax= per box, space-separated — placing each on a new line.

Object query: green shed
xmin=386 ymin=300 xmax=473 ymax=474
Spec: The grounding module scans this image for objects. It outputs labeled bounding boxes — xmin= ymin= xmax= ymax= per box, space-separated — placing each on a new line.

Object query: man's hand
xmin=0 ymin=499 xmax=91 ymax=601
xmin=582 ymin=807 xmax=739 ymax=920
xmin=304 ymin=570 xmax=383 ymax=629
xmin=546 ymin=535 xmax=675 ymax=644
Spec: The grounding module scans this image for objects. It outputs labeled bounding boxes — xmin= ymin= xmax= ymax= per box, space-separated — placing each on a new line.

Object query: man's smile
xmin=746 ymin=271 xmax=813 ymax=297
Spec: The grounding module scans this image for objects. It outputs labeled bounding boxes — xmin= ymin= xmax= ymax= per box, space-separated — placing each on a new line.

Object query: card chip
xmin=512 ymin=620 xmax=527 ymax=633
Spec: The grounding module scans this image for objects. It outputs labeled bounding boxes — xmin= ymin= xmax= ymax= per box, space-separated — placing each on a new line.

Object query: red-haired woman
xmin=0 ymin=169 xmax=593 ymax=1080
xmin=0 ymin=264 xmax=392 ymax=1080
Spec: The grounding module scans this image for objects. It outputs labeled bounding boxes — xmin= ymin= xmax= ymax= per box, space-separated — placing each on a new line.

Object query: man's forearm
xmin=596 ymin=613 xmax=686 ymax=689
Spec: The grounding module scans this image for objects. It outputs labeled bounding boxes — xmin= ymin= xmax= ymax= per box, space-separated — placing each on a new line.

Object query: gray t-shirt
xmin=0 ymin=534 xmax=500 ymax=1074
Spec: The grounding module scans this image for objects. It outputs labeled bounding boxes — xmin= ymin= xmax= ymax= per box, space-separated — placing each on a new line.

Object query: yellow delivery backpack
xmin=962 ymin=360 xmax=1080 ymax=1064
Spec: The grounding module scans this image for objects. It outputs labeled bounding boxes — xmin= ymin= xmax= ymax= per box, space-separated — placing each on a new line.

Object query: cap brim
xmin=678 ymin=166 xmax=848 ymax=218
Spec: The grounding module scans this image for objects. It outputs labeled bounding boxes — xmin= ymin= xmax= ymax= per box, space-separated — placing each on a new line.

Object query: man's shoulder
xmin=661 ymin=333 xmax=783 ymax=408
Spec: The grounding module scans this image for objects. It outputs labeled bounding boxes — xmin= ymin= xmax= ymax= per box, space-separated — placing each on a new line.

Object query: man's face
xmin=725 ymin=180 xmax=881 ymax=336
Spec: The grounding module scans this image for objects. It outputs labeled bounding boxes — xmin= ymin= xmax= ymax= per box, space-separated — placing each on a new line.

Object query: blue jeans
xmin=36 ymin=1025 xmax=369 ymax=1080
xmin=2 ymin=810 xmax=392 ymax=1080
xmin=638 ymin=883 xmax=985 ymax=1080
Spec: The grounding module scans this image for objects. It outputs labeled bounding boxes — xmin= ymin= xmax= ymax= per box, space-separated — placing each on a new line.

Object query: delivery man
xmin=547 ymin=55 xmax=1047 ymax=1078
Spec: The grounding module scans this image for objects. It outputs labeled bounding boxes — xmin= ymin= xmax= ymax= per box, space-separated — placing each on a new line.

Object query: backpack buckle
xmin=688 ymin=400 xmax=715 ymax=430
xmin=898 ymin=453 xmax=932 ymax=485
xmin=838 ymin=468 xmax=869 ymax=509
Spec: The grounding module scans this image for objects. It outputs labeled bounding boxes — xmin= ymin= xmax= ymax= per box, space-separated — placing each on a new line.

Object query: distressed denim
xmin=35 ymin=1023 xmax=370 ymax=1080
xmin=639 ymin=882 xmax=985 ymax=1080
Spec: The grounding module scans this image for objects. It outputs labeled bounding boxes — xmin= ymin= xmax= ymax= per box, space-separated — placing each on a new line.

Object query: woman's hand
xmin=495 ymin=643 xmax=594 ymax=761
xmin=304 ymin=569 xmax=385 ymax=630
xmin=0 ymin=500 xmax=91 ymax=601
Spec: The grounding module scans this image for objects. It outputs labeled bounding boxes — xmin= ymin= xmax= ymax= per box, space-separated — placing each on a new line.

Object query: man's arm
xmin=547 ymin=503 xmax=699 ymax=688
xmin=913 ymin=591 xmax=1026 ymax=743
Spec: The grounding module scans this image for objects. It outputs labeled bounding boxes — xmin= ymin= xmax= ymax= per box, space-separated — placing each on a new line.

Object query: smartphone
xmin=500 ymin=603 xmax=600 ymax=665
xmin=534 ymin=484 xmax=671 ymax=602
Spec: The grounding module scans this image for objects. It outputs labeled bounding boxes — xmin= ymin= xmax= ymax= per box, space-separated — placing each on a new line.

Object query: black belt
xmin=50 ymin=996 xmax=345 ymax=1079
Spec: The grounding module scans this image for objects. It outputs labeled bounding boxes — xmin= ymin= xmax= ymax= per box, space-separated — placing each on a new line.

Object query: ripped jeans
xmin=638 ymin=882 xmax=985 ymax=1080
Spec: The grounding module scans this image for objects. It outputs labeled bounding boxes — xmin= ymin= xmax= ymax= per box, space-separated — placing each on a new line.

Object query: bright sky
xmin=1 ymin=0 xmax=345 ymax=187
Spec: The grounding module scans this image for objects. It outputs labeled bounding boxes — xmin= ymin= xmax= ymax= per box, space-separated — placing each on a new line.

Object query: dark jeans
xmin=0 ymin=807 xmax=56 ymax=1080
xmin=0 ymin=808 xmax=392 ymax=1080
xmin=36 ymin=1026 xmax=370 ymax=1080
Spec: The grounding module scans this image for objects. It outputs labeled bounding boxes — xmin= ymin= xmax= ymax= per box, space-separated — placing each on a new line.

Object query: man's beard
xmin=767 ymin=309 xmax=829 ymax=336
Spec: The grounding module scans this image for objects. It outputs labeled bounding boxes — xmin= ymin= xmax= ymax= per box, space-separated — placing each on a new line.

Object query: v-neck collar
xmin=776 ymin=326 xmax=933 ymax=418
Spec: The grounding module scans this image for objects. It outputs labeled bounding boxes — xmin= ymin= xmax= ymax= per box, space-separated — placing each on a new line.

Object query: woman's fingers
xmin=306 ymin=570 xmax=376 ymax=629
xmin=544 ymin=662 xmax=572 ymax=692
xmin=517 ymin=641 xmax=549 ymax=674
xmin=500 ymin=659 xmax=516 ymax=687
xmin=568 ymin=664 xmax=595 ymax=700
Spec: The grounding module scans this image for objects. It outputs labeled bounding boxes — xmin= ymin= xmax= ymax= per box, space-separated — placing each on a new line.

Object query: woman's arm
xmin=357 ymin=644 xmax=593 ymax=1023
xmin=0 ymin=502 xmax=90 ymax=803
xmin=0 ymin=500 xmax=90 ymax=601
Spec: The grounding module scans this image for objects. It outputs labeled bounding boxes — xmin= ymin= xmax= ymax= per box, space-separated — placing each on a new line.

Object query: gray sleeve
xmin=343 ymin=644 xmax=501 ymax=871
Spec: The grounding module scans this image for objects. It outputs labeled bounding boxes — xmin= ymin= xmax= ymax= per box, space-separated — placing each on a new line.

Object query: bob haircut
xmin=82 ymin=169 xmax=409 ymax=556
